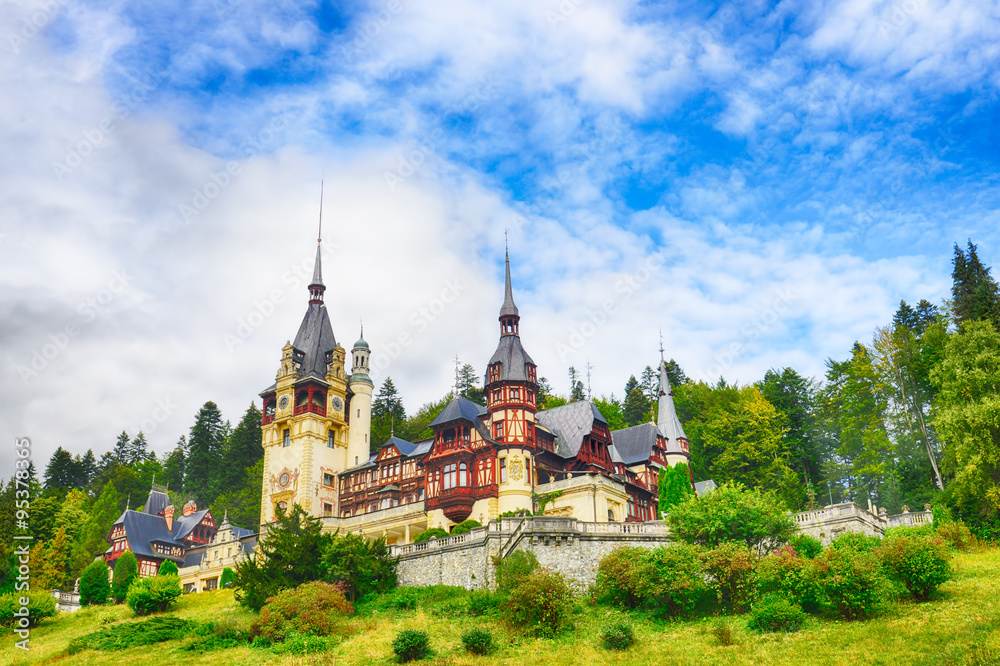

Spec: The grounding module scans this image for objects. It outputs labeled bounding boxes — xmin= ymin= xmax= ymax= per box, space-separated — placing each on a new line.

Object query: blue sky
xmin=2 ymin=0 xmax=999 ymax=472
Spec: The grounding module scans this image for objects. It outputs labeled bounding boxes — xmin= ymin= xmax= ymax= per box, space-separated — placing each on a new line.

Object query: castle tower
xmin=485 ymin=248 xmax=538 ymax=515
xmin=656 ymin=358 xmax=690 ymax=467
xmin=259 ymin=208 xmax=350 ymax=525
xmin=346 ymin=328 xmax=374 ymax=470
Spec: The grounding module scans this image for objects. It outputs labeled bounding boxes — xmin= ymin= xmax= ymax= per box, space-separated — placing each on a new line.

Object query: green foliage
xmin=266 ymin=631 xmax=339 ymax=655
xmin=234 ymin=503 xmax=331 ymax=611
xmin=79 ymin=560 xmax=111 ymax=606
xmin=392 ymin=629 xmax=431 ymax=662
xmin=667 ymin=482 xmax=796 ymax=555
xmin=218 ymin=403 xmax=263 ymax=492
xmin=185 ymin=401 xmax=229 ymax=506
xmin=622 ymin=384 xmax=650 ymax=426
xmin=413 ymin=527 xmax=449 ymax=543
xmin=594 ymin=544 xmax=709 ymax=618
xmin=67 ymin=616 xmax=195 ymax=653
xmin=112 ymin=551 xmax=138 ymax=603
xmin=250 ymin=581 xmax=354 ymax=643
xmin=754 ymin=545 xmax=823 ymax=614
xmin=789 ymin=534 xmax=823 ymax=559
xmin=495 ymin=549 xmax=539 ymax=593
xmin=877 ymin=535 xmax=952 ymax=601
xmin=812 ymin=547 xmax=894 ymax=620
xmin=951 ymin=240 xmax=1000 ymax=330
xmin=461 ymin=627 xmax=495 ymax=655
xmin=220 ymin=567 xmax=236 ymax=588
xmin=747 ymin=593 xmax=807 ymax=633
xmin=372 ymin=378 xmax=408 ymax=450
xmin=700 ymin=541 xmax=756 ymax=613
xmin=936 ymin=521 xmax=978 ymax=551
xmin=931 ymin=320 xmax=1000 ymax=517
xmin=658 ymin=462 xmax=694 ymax=515
xmin=0 ymin=591 xmax=57 ymax=627
xmin=126 ymin=574 xmax=182 ymax=615
xmin=450 ymin=519 xmax=481 ymax=535
xmin=711 ymin=617 xmax=736 ymax=645
xmin=593 ymin=396 xmax=626 ymax=431
xmin=157 ymin=560 xmax=178 ymax=576
xmin=502 ymin=569 xmax=575 ymax=637
xmin=829 ymin=531 xmax=882 ymax=554
xmin=600 ymin=618 xmax=635 ymax=650
xmin=323 ymin=531 xmax=398 ymax=601
xmin=467 ymin=589 xmax=500 ymax=616
xmin=211 ymin=459 xmax=265 ymax=530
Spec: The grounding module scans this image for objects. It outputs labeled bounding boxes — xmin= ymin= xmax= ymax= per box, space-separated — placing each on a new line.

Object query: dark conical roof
xmin=499 ymin=249 xmax=519 ymax=318
xmin=293 ymin=304 xmax=337 ymax=380
xmin=310 ymin=242 xmax=323 ymax=286
xmin=487 ymin=335 xmax=535 ymax=382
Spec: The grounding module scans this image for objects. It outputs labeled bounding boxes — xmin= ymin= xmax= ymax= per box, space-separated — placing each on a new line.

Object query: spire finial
xmin=308 ymin=180 xmax=326 ymax=304
xmin=499 ymin=242 xmax=519 ymax=324
xmin=659 ymin=328 xmax=665 ymax=364
xmin=317 ymin=178 xmax=324 ymax=245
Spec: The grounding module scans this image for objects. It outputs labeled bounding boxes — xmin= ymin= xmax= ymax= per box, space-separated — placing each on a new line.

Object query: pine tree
xmin=79 ymin=560 xmax=111 ymax=606
xmin=658 ymin=462 xmax=694 ymax=514
xmin=76 ymin=482 xmax=123 ymax=564
xmin=78 ymin=450 xmax=97 ymax=489
xmin=371 ymin=378 xmax=407 ymax=450
xmin=43 ymin=447 xmax=79 ymax=492
xmin=622 ymin=386 xmax=649 ymax=427
xmin=185 ymin=401 xmax=228 ymax=507
xmin=112 ymin=550 xmax=138 ymax=602
xmin=162 ymin=437 xmax=186 ymax=492
xmin=640 ymin=366 xmax=658 ymax=406
xmin=665 ymin=359 xmax=689 ymax=387
xmin=219 ymin=404 xmax=263 ymax=491
xmin=112 ymin=431 xmax=131 ymax=466
xmin=126 ymin=433 xmax=153 ymax=466
xmin=568 ymin=367 xmax=585 ymax=402
xmin=457 ymin=364 xmax=484 ymax=404
xmin=537 ymin=377 xmax=555 ymax=409
xmin=952 ymin=241 xmax=1000 ymax=329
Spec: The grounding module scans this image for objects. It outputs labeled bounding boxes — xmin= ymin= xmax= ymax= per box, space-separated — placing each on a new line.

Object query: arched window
xmin=459 ymin=462 xmax=468 ymax=487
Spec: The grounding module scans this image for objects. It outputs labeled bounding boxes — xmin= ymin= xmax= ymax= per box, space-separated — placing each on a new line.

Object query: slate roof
xmin=292 ymin=304 xmax=337 ymax=381
xmin=172 ymin=510 xmax=212 ymax=541
xmin=486 ymin=335 xmax=535 ymax=382
xmin=694 ymin=480 xmax=718 ymax=495
xmin=499 ymin=250 xmax=519 ymax=318
xmin=430 ymin=396 xmax=487 ymax=427
xmin=143 ymin=488 xmax=169 ymax=516
xmin=610 ymin=422 xmax=660 ymax=465
xmin=535 ymin=401 xmax=608 ymax=458
xmin=111 ymin=510 xmax=187 ymax=562
xmin=656 ymin=361 xmax=688 ymax=444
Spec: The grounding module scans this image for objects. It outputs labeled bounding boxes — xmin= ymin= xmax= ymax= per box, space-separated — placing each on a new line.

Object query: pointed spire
xmin=656 ymin=358 xmax=688 ymax=444
xmin=308 ymin=181 xmax=326 ymax=305
xmin=499 ymin=245 xmax=520 ymax=338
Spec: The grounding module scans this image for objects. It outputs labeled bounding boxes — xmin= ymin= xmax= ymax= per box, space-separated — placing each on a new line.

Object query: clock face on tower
xmin=331 ymin=396 xmax=344 ymax=412
xmin=278 ymin=396 xmax=289 ymax=410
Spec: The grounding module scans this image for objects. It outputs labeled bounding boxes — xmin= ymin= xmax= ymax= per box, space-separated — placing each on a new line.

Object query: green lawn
xmin=5 ymin=549 xmax=1000 ymax=665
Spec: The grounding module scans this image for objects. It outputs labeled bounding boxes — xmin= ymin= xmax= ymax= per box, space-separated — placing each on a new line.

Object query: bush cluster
xmin=125 ymin=575 xmax=182 ymax=616
xmin=936 ymin=521 xmax=977 ymax=551
xmin=461 ymin=627 xmax=495 ymax=655
xmin=788 ymin=534 xmax=823 ymax=559
xmin=593 ymin=544 xmax=711 ymax=618
xmin=451 ymin=519 xmax=482 ymax=535
xmin=112 ymin=551 xmax=138 ymax=603
xmin=413 ymin=528 xmax=449 ymax=543
xmin=250 ymin=581 xmax=354 ymax=643
xmin=392 ymin=629 xmax=430 ymax=662
xmin=67 ymin=616 xmax=195 ymax=653
xmin=699 ymin=542 xmax=756 ymax=613
xmin=600 ymin=618 xmax=635 ymax=650
xmin=747 ymin=593 xmax=807 ymax=633
xmin=495 ymin=550 xmax=539 ymax=593
xmin=876 ymin=535 xmax=952 ymax=601
xmin=157 ymin=560 xmax=179 ymax=576
xmin=79 ymin=560 xmax=111 ymax=607
xmin=0 ymin=591 xmax=57 ymax=627
xmin=502 ymin=569 xmax=574 ymax=637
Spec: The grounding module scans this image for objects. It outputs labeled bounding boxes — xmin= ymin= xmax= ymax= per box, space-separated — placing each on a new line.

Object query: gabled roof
xmin=172 ymin=510 xmax=212 ymax=541
xmin=535 ymin=401 xmax=608 ymax=459
xmin=378 ymin=436 xmax=418 ymax=457
xmin=115 ymin=510 xmax=186 ymax=562
xmin=610 ymin=422 xmax=660 ymax=465
xmin=292 ymin=305 xmax=337 ymax=381
xmin=143 ymin=488 xmax=169 ymax=517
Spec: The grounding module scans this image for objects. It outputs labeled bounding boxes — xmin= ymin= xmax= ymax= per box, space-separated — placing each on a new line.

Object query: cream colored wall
xmin=346 ymin=380 xmax=373 ymax=470
xmin=536 ymin=475 xmax=630 ymax=523
xmin=496 ymin=448 xmax=533 ymax=515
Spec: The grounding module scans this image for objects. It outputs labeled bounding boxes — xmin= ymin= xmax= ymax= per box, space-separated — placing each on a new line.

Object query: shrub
xmin=112 ymin=551 xmax=138 ymax=603
xmin=220 ymin=567 xmax=236 ymax=588
xmin=593 ymin=546 xmax=645 ymax=608
xmin=754 ymin=545 xmax=822 ymax=613
xmin=638 ymin=544 xmax=711 ymax=618
xmin=495 ymin=550 xmax=539 ymax=593
xmin=461 ymin=627 xmax=495 ymax=655
xmin=711 ymin=618 xmax=736 ymax=645
xmin=812 ymin=547 xmax=893 ymax=620
xmin=884 ymin=524 xmax=934 ymax=540
xmin=392 ymin=629 xmax=430 ymax=662
xmin=666 ymin=482 xmax=796 ymax=555
xmin=267 ymin=631 xmax=338 ymax=655
xmin=126 ymin=575 xmax=182 ymax=615
xmin=0 ymin=591 xmax=57 ymax=627
xmin=503 ymin=569 xmax=574 ymax=637
xmin=600 ymin=618 xmax=635 ymax=650
xmin=936 ymin=521 xmax=977 ymax=551
xmin=413 ymin=528 xmax=450 ymax=543
xmin=67 ymin=616 xmax=194 ymax=653
xmin=157 ymin=560 xmax=178 ymax=576
xmin=451 ymin=519 xmax=482 ymax=535
xmin=829 ymin=531 xmax=881 ymax=554
xmin=467 ymin=589 xmax=500 ymax=616
xmin=700 ymin=542 xmax=756 ymax=613
xmin=876 ymin=535 xmax=952 ymax=601
xmin=747 ymin=593 xmax=806 ymax=633
xmin=324 ymin=531 xmax=398 ymax=601
xmin=79 ymin=560 xmax=111 ymax=606
xmin=789 ymin=534 xmax=823 ymax=559
xmin=250 ymin=581 xmax=354 ymax=643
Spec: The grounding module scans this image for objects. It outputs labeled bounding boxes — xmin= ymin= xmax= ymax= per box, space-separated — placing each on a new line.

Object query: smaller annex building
xmin=104 ymin=485 xmax=257 ymax=592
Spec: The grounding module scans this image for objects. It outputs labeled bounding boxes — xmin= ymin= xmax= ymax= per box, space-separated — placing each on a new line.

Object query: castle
xmin=258 ymin=235 xmax=691 ymax=543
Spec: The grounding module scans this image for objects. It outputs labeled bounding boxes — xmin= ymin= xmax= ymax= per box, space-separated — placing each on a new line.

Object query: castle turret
xmin=656 ymin=359 xmax=690 ymax=466
xmin=346 ymin=328 xmax=374 ymax=470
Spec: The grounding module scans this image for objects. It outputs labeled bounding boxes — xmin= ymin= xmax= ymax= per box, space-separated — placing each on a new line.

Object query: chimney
xmin=164 ymin=505 xmax=175 ymax=531
xmin=183 ymin=501 xmax=197 ymax=517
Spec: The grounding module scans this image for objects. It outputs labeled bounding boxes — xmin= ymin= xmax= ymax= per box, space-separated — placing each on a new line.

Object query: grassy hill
xmin=5 ymin=548 xmax=1000 ymax=665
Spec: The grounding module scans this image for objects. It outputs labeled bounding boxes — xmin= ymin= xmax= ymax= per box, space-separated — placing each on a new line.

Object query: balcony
xmin=294 ymin=403 xmax=327 ymax=417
